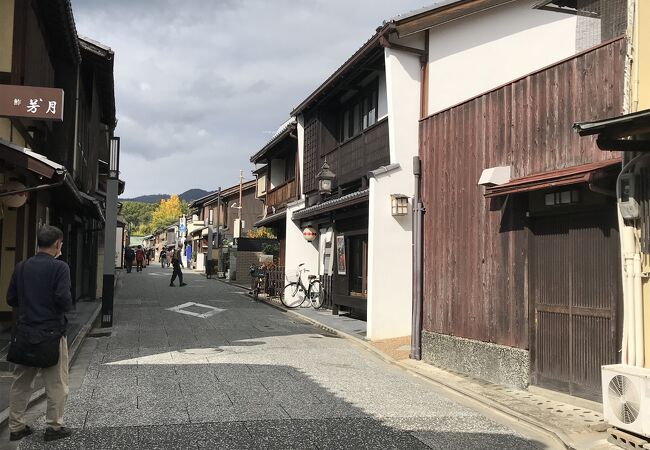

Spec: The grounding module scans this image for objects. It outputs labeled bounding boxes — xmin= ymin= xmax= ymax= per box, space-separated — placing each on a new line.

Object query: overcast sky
xmin=73 ymin=0 xmax=429 ymax=198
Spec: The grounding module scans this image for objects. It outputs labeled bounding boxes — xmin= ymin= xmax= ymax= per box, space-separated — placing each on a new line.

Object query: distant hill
xmin=122 ymin=189 xmax=212 ymax=204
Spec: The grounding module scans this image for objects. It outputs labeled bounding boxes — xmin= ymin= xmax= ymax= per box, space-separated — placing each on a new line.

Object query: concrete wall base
xmin=421 ymin=330 xmax=529 ymax=389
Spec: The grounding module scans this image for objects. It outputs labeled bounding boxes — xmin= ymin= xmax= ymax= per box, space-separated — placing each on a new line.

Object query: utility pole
xmin=215 ymin=187 xmax=222 ymax=273
xmin=237 ymin=170 xmax=243 ymax=238
xmin=102 ymin=136 xmax=120 ymax=328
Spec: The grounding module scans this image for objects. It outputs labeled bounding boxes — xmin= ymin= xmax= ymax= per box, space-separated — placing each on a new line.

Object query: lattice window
xmin=576 ymin=0 xmax=627 ymax=52
xmin=303 ymin=119 xmax=319 ymax=194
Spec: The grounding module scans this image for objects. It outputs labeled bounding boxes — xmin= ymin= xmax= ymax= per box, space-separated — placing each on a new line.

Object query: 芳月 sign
xmin=0 ymin=85 xmax=64 ymax=121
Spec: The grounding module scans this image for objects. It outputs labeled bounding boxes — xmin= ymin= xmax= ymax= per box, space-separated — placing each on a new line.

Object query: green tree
xmin=122 ymin=201 xmax=156 ymax=233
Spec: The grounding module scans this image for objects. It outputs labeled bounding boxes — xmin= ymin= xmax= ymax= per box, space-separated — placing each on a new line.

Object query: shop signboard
xmin=336 ymin=234 xmax=346 ymax=275
xmin=0 ymin=85 xmax=64 ymax=121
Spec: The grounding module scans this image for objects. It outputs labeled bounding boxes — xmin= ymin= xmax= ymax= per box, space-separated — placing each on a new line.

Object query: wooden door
xmin=529 ymin=209 xmax=621 ymax=401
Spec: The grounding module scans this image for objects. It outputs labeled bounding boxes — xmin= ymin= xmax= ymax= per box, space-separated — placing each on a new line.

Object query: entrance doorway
xmin=529 ymin=208 xmax=621 ymax=401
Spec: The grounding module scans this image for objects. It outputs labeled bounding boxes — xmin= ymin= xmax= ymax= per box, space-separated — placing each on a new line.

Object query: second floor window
xmin=340 ymin=82 xmax=379 ymax=142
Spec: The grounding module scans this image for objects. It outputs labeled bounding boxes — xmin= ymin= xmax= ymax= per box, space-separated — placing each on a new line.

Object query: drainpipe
xmin=634 ymin=252 xmax=644 ymax=367
xmin=411 ymin=156 xmax=425 ymax=360
xmin=616 ymin=152 xmax=650 ymax=365
xmin=72 ymin=65 xmax=80 ymax=175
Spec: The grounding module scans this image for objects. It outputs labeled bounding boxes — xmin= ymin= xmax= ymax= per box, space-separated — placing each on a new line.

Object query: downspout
xmin=72 ymin=64 xmax=80 ymax=175
xmin=616 ymin=153 xmax=650 ymax=365
xmin=411 ymin=156 xmax=425 ymax=360
xmin=411 ymin=29 xmax=429 ymax=360
xmin=420 ymin=30 xmax=430 ymax=119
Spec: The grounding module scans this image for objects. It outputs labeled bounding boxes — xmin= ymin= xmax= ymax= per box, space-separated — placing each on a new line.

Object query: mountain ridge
xmin=121 ymin=189 xmax=212 ymax=204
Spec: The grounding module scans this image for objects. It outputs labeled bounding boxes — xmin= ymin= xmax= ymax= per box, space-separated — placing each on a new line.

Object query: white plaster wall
xmin=377 ymin=72 xmax=388 ymax=121
xmin=296 ymin=115 xmax=305 ymax=192
xmin=284 ymin=200 xmax=319 ymax=282
xmin=269 ymin=159 xmax=285 ymax=189
xmin=365 ymin=46 xmax=421 ymax=340
xmin=427 ymin=0 xmax=577 ymax=114
xmin=283 ymin=116 xmax=318 ymax=282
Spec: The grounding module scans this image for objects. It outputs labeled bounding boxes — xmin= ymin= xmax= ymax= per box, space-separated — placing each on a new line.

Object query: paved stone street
xmin=13 ymin=269 xmax=554 ymax=449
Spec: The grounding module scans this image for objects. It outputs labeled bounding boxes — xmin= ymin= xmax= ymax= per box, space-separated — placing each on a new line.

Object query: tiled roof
xmin=292 ymin=190 xmax=369 ymax=220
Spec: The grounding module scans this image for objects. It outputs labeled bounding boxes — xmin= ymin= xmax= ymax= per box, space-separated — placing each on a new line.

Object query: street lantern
xmin=391 ymin=194 xmax=409 ymax=216
xmin=317 ymin=159 xmax=336 ymax=195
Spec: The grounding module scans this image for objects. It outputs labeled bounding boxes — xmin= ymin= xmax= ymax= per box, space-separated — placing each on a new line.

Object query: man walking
xmin=184 ymin=242 xmax=192 ymax=269
xmin=169 ymin=243 xmax=187 ymax=287
xmin=160 ymin=248 xmax=167 ymax=268
xmin=135 ymin=245 xmax=145 ymax=272
xmin=124 ymin=246 xmax=135 ymax=273
xmin=6 ymin=225 xmax=72 ymax=442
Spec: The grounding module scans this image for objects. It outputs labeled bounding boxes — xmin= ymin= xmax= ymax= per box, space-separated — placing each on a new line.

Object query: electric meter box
xmin=619 ymin=173 xmax=639 ymax=220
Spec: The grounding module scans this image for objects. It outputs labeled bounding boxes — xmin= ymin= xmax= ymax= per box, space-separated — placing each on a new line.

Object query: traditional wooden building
xmin=188 ymin=180 xmax=262 ymax=271
xmin=394 ymin=0 xmax=628 ymax=400
xmin=0 ymin=0 xmax=120 ymax=322
xmin=250 ymin=118 xmax=300 ymax=266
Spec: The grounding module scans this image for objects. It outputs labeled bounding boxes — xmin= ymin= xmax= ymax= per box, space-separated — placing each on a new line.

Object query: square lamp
xmin=391 ymin=194 xmax=409 ymax=216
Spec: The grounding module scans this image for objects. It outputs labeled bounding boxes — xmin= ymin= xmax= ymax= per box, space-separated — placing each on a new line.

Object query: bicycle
xmin=250 ymin=264 xmax=266 ymax=302
xmin=280 ymin=263 xmax=324 ymax=309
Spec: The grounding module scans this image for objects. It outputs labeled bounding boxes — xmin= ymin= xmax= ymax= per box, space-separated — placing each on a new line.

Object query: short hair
xmin=38 ymin=225 xmax=63 ymax=248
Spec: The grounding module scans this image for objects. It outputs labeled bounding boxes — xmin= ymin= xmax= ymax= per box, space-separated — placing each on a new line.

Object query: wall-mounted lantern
xmin=391 ymin=194 xmax=409 ymax=216
xmin=317 ymin=159 xmax=336 ymax=195
xmin=303 ymin=226 xmax=317 ymax=242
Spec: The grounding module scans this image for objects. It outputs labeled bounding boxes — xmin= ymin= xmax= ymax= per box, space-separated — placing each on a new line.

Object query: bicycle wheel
xmin=308 ymin=280 xmax=324 ymax=309
xmin=253 ymin=286 xmax=259 ymax=302
xmin=281 ymin=282 xmax=305 ymax=308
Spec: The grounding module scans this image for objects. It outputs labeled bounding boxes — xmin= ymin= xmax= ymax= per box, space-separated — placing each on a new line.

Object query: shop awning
xmin=484 ymin=159 xmax=621 ymax=198
xmin=254 ymin=210 xmax=286 ymax=228
xmin=292 ymin=189 xmax=369 ymax=220
xmin=79 ymin=192 xmax=105 ymax=222
xmin=573 ymin=109 xmax=650 ymax=152
xmin=0 ymin=138 xmax=65 ymax=179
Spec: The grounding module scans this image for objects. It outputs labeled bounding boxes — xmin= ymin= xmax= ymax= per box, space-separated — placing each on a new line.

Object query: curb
xmin=0 ymin=302 xmax=102 ymax=428
xmin=248 ymin=293 xmax=572 ymax=449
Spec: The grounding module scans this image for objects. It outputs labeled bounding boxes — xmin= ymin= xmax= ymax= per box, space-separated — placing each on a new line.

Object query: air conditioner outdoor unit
xmin=602 ymin=364 xmax=650 ymax=438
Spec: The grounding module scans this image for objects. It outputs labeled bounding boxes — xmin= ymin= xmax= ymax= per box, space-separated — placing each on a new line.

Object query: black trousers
xmin=170 ymin=264 xmax=183 ymax=285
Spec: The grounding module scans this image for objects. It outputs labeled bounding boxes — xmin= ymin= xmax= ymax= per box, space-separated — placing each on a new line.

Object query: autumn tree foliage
xmin=246 ymin=227 xmax=276 ymax=239
xmin=125 ymin=195 xmax=189 ymax=236
xmin=150 ymin=195 xmax=183 ymax=232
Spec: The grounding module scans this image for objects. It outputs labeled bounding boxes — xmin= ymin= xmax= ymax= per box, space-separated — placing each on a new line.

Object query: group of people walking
xmin=123 ymin=243 xmax=187 ymax=287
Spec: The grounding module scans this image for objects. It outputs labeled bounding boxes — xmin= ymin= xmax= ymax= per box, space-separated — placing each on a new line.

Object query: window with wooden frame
xmin=339 ymin=81 xmax=379 ymax=143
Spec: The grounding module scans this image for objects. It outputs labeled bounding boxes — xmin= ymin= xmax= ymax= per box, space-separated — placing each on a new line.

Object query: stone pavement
xmin=9 ymin=268 xmax=557 ymax=449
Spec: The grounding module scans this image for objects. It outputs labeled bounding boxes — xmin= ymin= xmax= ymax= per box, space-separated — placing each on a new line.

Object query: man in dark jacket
xmin=6 ymin=225 xmax=73 ymax=442
xmin=124 ymin=246 xmax=135 ymax=273
xmin=169 ymin=243 xmax=187 ymax=287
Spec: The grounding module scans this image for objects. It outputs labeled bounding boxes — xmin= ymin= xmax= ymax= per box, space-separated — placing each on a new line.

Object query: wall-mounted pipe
xmin=634 ymin=253 xmax=645 ymax=367
xmin=411 ymin=156 xmax=424 ymax=360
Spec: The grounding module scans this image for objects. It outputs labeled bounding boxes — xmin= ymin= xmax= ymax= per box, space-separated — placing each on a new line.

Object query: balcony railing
xmin=266 ymin=178 xmax=297 ymax=210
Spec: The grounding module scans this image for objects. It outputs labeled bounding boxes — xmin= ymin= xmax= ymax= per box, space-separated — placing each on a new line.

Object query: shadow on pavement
xmin=13 ymin=271 xmax=549 ymax=449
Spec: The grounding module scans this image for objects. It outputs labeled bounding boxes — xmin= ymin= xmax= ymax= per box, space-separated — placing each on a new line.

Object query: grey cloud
xmin=73 ymin=0 xmax=428 ymax=196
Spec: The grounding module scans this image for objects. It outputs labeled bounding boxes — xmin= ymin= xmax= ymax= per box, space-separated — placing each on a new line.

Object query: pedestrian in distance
xmin=135 ymin=245 xmax=145 ymax=272
xmin=169 ymin=243 xmax=187 ymax=287
xmin=184 ymin=242 xmax=192 ymax=269
xmin=160 ymin=248 xmax=167 ymax=268
xmin=6 ymin=225 xmax=73 ymax=443
xmin=124 ymin=246 xmax=135 ymax=273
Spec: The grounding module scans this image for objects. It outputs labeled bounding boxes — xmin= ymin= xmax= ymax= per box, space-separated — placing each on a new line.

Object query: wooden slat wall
xmin=419 ymin=38 xmax=625 ymax=349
